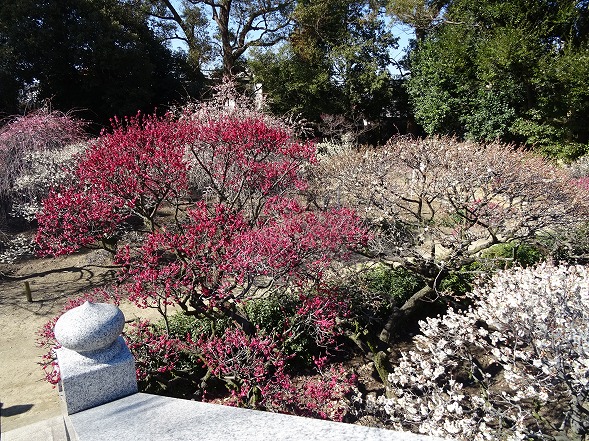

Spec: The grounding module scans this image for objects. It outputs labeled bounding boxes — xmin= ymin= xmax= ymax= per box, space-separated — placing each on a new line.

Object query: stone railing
xmin=53 ymin=302 xmax=449 ymax=441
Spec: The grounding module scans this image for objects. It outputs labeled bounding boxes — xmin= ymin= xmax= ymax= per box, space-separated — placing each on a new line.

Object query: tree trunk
xmin=378 ymin=285 xmax=435 ymax=344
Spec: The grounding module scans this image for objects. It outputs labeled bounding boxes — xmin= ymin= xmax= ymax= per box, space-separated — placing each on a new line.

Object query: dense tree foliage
xmin=386 ymin=0 xmax=448 ymax=42
xmin=407 ymin=0 xmax=589 ymax=158
xmin=248 ymin=0 xmax=402 ymax=134
xmin=0 ymin=0 xmax=203 ymax=124
xmin=3 ymin=0 xmax=589 ymax=153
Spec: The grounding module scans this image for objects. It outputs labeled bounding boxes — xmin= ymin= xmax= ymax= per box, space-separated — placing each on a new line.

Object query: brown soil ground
xmin=0 ymin=250 xmax=162 ymax=433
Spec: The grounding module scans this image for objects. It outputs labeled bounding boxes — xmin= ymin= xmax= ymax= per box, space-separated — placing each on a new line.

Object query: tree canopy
xmin=2 ymin=0 xmax=589 ymax=156
xmin=137 ymin=0 xmax=296 ymax=76
xmin=0 ymin=0 xmax=204 ymax=125
xmin=406 ymin=0 xmax=589 ymax=157
xmin=248 ymin=0 xmax=402 ymax=136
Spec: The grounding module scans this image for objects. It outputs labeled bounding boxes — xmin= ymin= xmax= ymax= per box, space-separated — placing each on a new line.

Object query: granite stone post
xmin=53 ymin=302 xmax=138 ymax=414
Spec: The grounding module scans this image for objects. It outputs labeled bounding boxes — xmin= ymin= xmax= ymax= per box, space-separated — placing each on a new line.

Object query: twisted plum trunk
xmin=368 ymin=281 xmax=440 ymax=387
xmin=227 ymin=306 xmax=256 ymax=336
xmin=378 ymin=284 xmax=436 ymax=344
xmin=372 ymin=256 xmax=444 ymax=344
xmin=564 ymin=386 xmax=589 ymax=438
xmin=180 ymin=294 xmax=256 ymax=336
xmin=346 ymin=259 xmax=439 ymax=386
xmin=0 ymin=195 xmax=10 ymax=228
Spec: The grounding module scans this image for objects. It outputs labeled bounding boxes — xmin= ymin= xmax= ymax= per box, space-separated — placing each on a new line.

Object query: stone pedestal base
xmin=56 ymin=336 xmax=138 ymax=414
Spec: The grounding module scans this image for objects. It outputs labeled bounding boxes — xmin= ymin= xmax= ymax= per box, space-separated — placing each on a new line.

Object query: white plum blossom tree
xmin=374 ymin=262 xmax=589 ymax=440
xmin=11 ymin=142 xmax=86 ymax=221
xmin=309 ymin=136 xmax=589 ymax=340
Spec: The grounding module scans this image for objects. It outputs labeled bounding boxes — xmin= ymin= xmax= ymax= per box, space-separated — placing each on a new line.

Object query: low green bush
xmin=480 ymin=242 xmax=545 ymax=269
xmin=163 ymin=311 xmax=231 ymax=339
xmin=363 ymin=264 xmax=424 ymax=306
xmin=243 ymin=294 xmax=330 ymax=367
xmin=437 ymin=264 xmax=480 ymax=297
xmin=244 ymin=294 xmax=296 ymax=334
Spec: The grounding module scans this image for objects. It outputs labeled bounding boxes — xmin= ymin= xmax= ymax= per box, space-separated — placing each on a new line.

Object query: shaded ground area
xmin=0 ymin=250 xmax=161 ymax=433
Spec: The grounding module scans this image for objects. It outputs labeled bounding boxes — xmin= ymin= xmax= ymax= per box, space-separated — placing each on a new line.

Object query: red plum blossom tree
xmin=35 ymin=92 xmax=369 ymax=414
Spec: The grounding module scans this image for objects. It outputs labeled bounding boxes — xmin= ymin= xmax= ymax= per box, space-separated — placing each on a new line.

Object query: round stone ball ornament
xmin=54 ymin=301 xmax=125 ymax=352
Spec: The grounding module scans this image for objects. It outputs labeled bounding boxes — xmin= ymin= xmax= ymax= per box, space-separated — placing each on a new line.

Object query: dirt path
xmin=0 ymin=250 xmax=161 ymax=433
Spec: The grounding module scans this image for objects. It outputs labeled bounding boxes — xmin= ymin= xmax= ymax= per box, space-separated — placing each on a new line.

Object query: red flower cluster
xmin=81 ymin=114 xmax=188 ymax=224
xmin=185 ymin=116 xmax=315 ymax=198
xmin=197 ymin=326 xmax=357 ymax=421
xmin=36 ymin=187 xmax=127 ymax=256
xmin=198 ymin=327 xmax=293 ymax=408
xmin=124 ymin=320 xmax=186 ymax=382
xmin=36 ymin=113 xmax=189 ymax=255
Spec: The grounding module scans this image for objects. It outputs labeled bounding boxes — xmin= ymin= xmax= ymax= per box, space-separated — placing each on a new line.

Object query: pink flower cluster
xmin=0 ymin=108 xmax=86 ymax=218
xmin=297 ymin=364 xmax=357 ymax=422
xmin=0 ymin=108 xmax=85 ymax=157
xmin=574 ymin=176 xmax=589 ymax=191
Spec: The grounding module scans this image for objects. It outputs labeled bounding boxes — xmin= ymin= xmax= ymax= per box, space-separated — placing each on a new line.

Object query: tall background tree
xmin=0 ymin=0 xmax=203 ymax=125
xmin=137 ymin=0 xmax=296 ymax=76
xmin=248 ymin=0 xmax=403 ymax=139
xmin=386 ymin=0 xmax=448 ymax=42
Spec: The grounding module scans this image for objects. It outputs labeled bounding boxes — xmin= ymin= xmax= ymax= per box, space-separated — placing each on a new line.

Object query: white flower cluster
xmin=316 ymin=133 xmax=356 ymax=160
xmin=311 ymin=136 xmax=588 ymax=277
xmin=569 ymin=155 xmax=589 ymax=178
xmin=0 ymin=233 xmax=36 ymax=264
xmin=375 ymin=263 xmax=589 ymax=440
xmin=11 ymin=142 xmax=86 ymax=221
